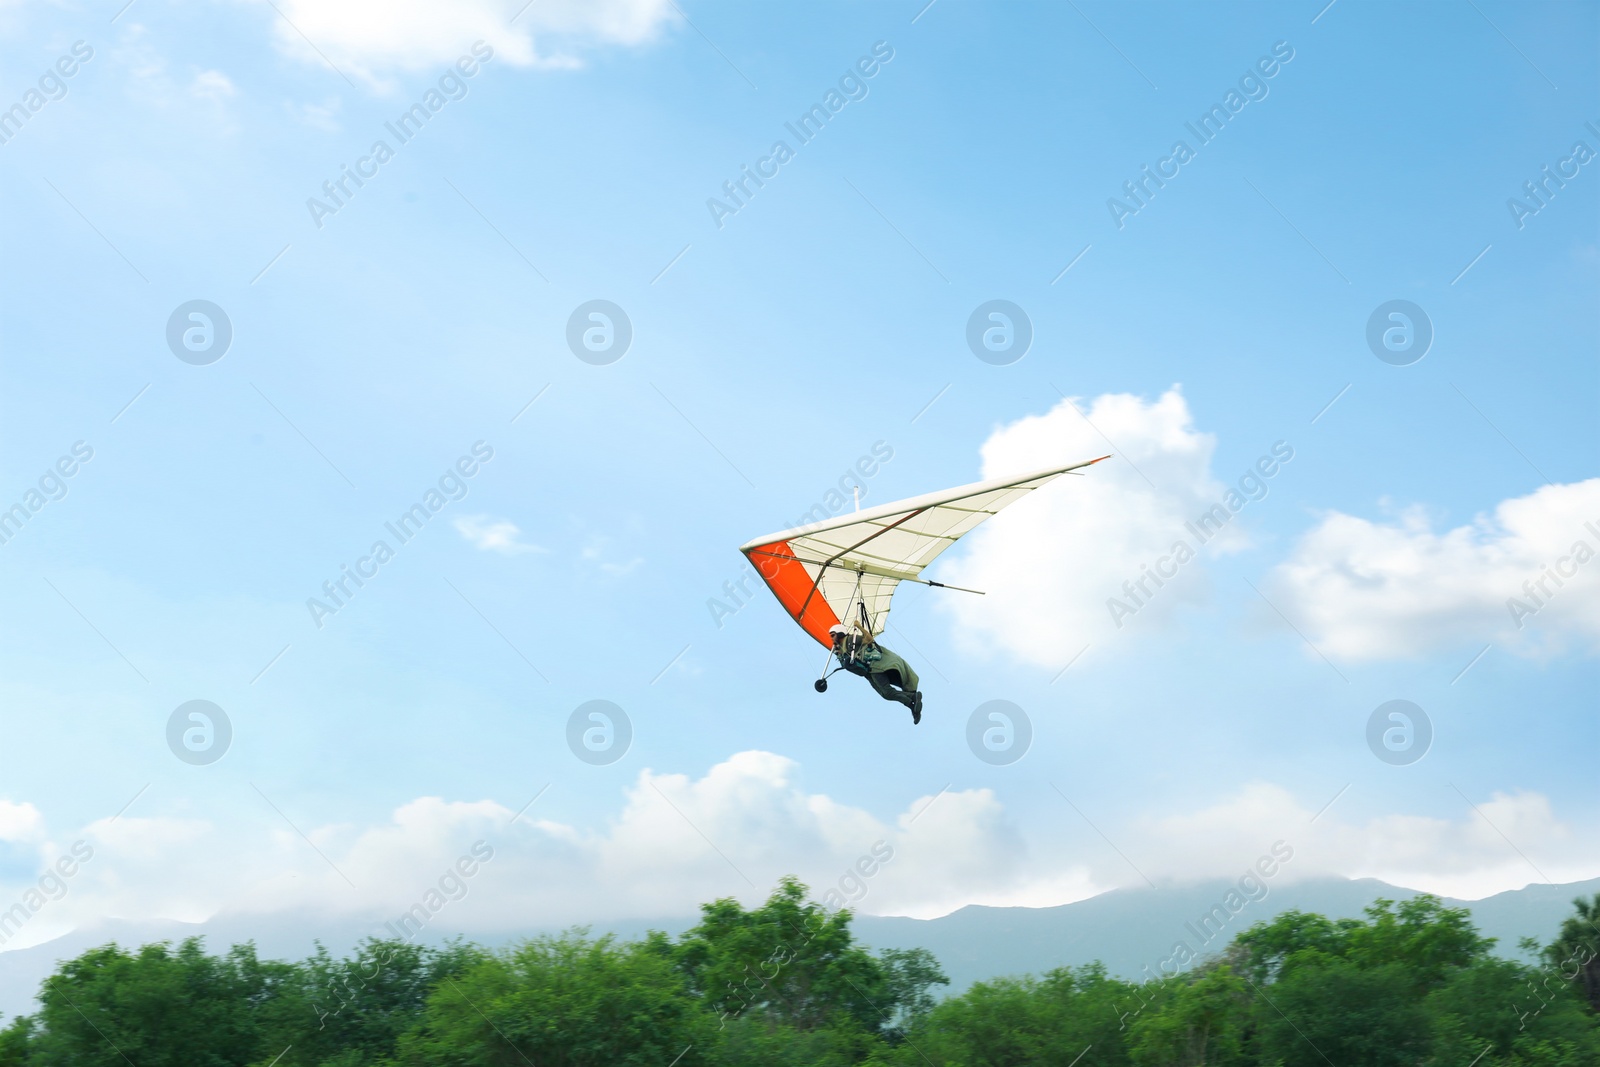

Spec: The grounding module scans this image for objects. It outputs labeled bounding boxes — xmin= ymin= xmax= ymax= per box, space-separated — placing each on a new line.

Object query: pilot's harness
xmin=816 ymin=569 xmax=877 ymax=688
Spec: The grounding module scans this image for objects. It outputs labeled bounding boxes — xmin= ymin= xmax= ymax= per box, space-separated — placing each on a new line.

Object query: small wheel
xmin=813 ymin=678 xmax=828 ymax=693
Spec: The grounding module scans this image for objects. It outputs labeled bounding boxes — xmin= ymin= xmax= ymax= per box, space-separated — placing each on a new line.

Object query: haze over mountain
xmin=4 ymin=874 xmax=1593 ymax=1023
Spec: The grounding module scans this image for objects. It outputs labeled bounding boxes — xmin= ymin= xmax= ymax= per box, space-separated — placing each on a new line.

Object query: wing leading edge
xmin=738 ymin=456 xmax=1109 ymax=646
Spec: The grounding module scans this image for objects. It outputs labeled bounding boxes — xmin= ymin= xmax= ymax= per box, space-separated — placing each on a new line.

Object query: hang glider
xmin=737 ymin=456 xmax=1109 ymax=648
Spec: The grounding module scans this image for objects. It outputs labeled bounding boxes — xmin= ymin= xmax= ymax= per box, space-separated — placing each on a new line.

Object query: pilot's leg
xmin=868 ymin=670 xmax=916 ymax=708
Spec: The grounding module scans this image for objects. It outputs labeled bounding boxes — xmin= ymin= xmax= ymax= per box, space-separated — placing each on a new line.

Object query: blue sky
xmin=0 ymin=0 xmax=1595 ymax=938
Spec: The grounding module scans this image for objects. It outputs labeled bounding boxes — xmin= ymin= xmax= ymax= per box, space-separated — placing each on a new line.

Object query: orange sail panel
xmin=745 ymin=540 xmax=840 ymax=647
xmin=738 ymin=456 xmax=1108 ymax=647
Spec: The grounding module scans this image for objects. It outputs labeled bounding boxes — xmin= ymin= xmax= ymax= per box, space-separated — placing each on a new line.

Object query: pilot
xmin=829 ymin=622 xmax=923 ymax=725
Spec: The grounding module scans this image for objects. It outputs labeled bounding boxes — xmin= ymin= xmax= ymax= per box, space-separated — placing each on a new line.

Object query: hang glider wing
xmin=737 ymin=456 xmax=1109 ymax=647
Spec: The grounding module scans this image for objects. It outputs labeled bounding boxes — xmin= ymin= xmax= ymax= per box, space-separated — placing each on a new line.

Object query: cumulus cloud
xmin=937 ymin=389 xmax=1262 ymax=669
xmin=1 ymin=763 xmax=1593 ymax=951
xmin=261 ymin=0 xmax=677 ymax=87
xmin=1266 ymin=479 xmax=1600 ymax=661
xmin=1137 ymin=782 xmax=1591 ymax=902
xmin=0 ymin=803 xmax=43 ymax=843
xmin=454 ymin=515 xmax=544 ymax=555
xmin=0 ymin=754 xmax=1079 ymax=948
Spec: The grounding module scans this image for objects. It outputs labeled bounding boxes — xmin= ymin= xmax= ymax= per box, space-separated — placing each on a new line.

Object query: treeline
xmin=0 ymin=879 xmax=1596 ymax=1066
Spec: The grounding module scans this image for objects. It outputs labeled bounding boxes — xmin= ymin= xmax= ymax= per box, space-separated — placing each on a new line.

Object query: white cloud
xmin=188 ymin=69 xmax=235 ymax=101
xmin=544 ymin=754 xmax=1081 ymax=920
xmin=581 ymin=537 xmax=643 ymax=577
xmin=110 ymin=29 xmax=239 ymax=130
xmin=938 ymin=389 xmax=1256 ymax=669
xmin=291 ymin=96 xmax=342 ymax=132
xmin=1266 ymin=479 xmax=1600 ymax=661
xmin=1 ymin=763 xmax=1594 ymax=952
xmin=0 ymin=754 xmax=1075 ymax=945
xmin=1138 ymin=782 xmax=1590 ymax=902
xmin=0 ymin=802 xmax=43 ymax=843
xmin=260 ymin=0 xmax=677 ymax=87
xmin=454 ymin=515 xmax=544 ymax=555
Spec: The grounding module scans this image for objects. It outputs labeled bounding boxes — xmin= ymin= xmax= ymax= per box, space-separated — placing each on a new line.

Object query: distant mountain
xmin=851 ymin=875 xmax=1600 ymax=994
xmin=2 ymin=875 xmax=1594 ymax=1022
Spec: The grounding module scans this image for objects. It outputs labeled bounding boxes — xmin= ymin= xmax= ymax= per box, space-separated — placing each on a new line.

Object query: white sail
xmin=738 ymin=456 xmax=1108 ymax=645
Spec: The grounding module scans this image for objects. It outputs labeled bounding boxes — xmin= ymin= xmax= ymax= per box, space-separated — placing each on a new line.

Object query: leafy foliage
xmin=1542 ymin=892 xmax=1600 ymax=1013
xmin=1126 ymin=964 xmax=1250 ymax=1067
xmin=0 ymin=887 xmax=1594 ymax=1066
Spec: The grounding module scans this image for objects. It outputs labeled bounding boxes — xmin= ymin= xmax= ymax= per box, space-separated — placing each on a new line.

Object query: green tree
xmin=11 ymin=935 xmax=478 ymax=1067
xmin=1542 ymin=893 xmax=1600 ymax=1014
xmin=1236 ymin=896 xmax=1497 ymax=1067
xmin=0 ymin=1016 xmax=34 ymax=1067
xmin=1426 ymin=956 xmax=1600 ymax=1067
xmin=1233 ymin=895 xmax=1491 ymax=992
xmin=1126 ymin=964 xmax=1249 ymax=1067
xmin=3 ymin=880 xmax=1596 ymax=1067
xmin=673 ymin=877 xmax=891 ymax=1036
xmin=25 ymin=938 xmax=294 ymax=1067
xmin=899 ymin=963 xmax=1137 ymax=1067
xmin=1230 ymin=908 xmax=1343 ymax=986
xmin=876 ymin=947 xmax=948 ymax=1040
xmin=276 ymin=937 xmax=480 ymax=1065
xmin=391 ymin=931 xmax=714 ymax=1067
xmin=1251 ymin=955 xmax=1428 ymax=1067
xmin=1341 ymin=896 xmax=1494 ymax=991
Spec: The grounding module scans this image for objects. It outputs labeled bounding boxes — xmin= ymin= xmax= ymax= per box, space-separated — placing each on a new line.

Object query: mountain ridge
xmin=3 ymin=874 xmax=1594 ymax=1021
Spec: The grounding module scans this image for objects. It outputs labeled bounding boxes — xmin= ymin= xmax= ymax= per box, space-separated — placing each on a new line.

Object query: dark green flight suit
xmin=834 ymin=635 xmax=920 ymax=710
